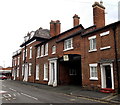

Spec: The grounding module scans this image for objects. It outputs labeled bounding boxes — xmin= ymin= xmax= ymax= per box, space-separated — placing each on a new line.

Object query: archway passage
xmin=58 ymin=54 xmax=82 ymax=86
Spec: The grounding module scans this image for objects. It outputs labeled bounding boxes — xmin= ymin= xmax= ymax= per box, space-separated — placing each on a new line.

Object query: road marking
xmin=13 ymin=94 xmax=16 ymax=97
xmin=17 ymin=93 xmax=21 ymax=95
xmin=3 ymin=94 xmax=12 ymax=98
xmin=21 ymin=93 xmax=38 ymax=100
xmin=9 ymin=88 xmax=17 ymax=92
xmin=0 ymin=90 xmax=7 ymax=94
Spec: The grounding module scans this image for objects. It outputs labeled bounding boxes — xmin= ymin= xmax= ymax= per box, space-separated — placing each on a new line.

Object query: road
xmin=0 ymin=80 xmax=105 ymax=104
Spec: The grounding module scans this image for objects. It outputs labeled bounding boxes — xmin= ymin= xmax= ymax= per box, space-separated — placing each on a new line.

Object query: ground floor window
xmin=44 ymin=63 xmax=48 ymax=81
xmin=17 ymin=67 xmax=19 ymax=77
xmin=89 ymin=63 xmax=98 ymax=80
xmin=22 ymin=64 xmax=24 ymax=76
xmin=29 ymin=63 xmax=32 ymax=76
xmin=36 ymin=64 xmax=39 ymax=80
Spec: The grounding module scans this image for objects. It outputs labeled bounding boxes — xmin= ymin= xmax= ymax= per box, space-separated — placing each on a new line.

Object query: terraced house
xmin=12 ymin=2 xmax=120 ymax=93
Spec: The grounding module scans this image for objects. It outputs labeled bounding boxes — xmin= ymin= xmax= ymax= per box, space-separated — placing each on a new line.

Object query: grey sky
xmin=0 ymin=0 xmax=119 ymax=67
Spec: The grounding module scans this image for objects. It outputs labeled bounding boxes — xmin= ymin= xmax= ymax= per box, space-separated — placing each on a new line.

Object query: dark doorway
xmin=59 ymin=54 xmax=82 ymax=86
xmin=105 ymin=65 xmax=112 ymax=88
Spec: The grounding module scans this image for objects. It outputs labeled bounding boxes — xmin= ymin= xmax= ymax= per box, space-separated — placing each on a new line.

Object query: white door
xmin=23 ymin=64 xmax=28 ymax=81
xmin=48 ymin=58 xmax=57 ymax=87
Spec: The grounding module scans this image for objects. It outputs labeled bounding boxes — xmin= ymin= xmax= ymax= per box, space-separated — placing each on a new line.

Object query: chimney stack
xmin=50 ymin=20 xmax=61 ymax=37
xmin=92 ymin=1 xmax=105 ymax=28
xmin=73 ymin=14 xmax=80 ymax=27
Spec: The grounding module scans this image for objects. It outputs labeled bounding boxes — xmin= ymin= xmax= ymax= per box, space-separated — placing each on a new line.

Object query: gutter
xmin=112 ymin=25 xmax=120 ymax=94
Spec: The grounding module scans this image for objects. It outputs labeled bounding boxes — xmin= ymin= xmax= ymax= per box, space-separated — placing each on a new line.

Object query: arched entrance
xmin=58 ymin=54 xmax=82 ymax=86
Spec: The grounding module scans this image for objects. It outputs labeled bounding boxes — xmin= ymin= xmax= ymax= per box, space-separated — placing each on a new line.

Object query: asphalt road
xmin=0 ymin=80 xmax=103 ymax=104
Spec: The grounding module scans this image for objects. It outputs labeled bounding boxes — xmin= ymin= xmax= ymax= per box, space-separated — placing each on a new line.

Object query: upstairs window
xmin=52 ymin=45 xmax=56 ymax=54
xmin=88 ymin=36 xmax=97 ymax=52
xmin=41 ymin=45 xmax=44 ymax=57
xmin=64 ymin=38 xmax=73 ymax=51
xmin=23 ymin=50 xmax=25 ymax=61
xmin=36 ymin=64 xmax=39 ymax=80
xmin=45 ymin=43 xmax=48 ymax=56
xmin=29 ymin=47 xmax=32 ymax=59
xmin=18 ymin=57 xmax=20 ymax=65
xmin=37 ymin=47 xmax=40 ymax=58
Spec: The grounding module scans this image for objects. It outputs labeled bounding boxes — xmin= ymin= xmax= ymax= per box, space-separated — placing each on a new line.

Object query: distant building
xmin=0 ymin=67 xmax=12 ymax=78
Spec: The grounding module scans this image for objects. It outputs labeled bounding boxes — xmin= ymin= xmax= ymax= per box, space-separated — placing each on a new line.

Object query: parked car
xmin=0 ymin=75 xmax=7 ymax=80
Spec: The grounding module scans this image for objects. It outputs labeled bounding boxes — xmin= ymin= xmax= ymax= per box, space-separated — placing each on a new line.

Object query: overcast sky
xmin=0 ymin=0 xmax=119 ymax=67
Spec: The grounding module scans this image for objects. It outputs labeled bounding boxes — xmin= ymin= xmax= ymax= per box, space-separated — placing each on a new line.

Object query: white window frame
xmin=40 ymin=45 xmax=44 ymax=57
xmin=23 ymin=50 xmax=25 ymax=61
xmin=18 ymin=57 xmax=20 ymax=65
xmin=89 ymin=63 xmax=98 ymax=80
xmin=45 ymin=43 xmax=48 ymax=56
xmin=88 ymin=36 xmax=97 ymax=52
xmin=29 ymin=63 xmax=32 ymax=76
xmin=17 ymin=67 xmax=19 ymax=77
xmin=37 ymin=47 xmax=40 ymax=58
xmin=36 ymin=64 xmax=39 ymax=80
xmin=15 ymin=58 xmax=16 ymax=66
xmin=29 ymin=47 xmax=32 ymax=59
xmin=44 ymin=63 xmax=48 ymax=81
xmin=22 ymin=64 xmax=24 ymax=76
xmin=64 ymin=38 xmax=73 ymax=51
xmin=52 ymin=45 xmax=56 ymax=54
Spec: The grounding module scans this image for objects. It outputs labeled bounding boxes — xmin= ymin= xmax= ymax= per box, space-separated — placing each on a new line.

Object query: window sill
xmin=63 ymin=47 xmax=74 ymax=52
xmin=44 ymin=54 xmax=48 ymax=57
xmin=52 ymin=52 xmax=56 ymax=55
xmin=100 ymin=46 xmax=111 ymax=51
xmin=43 ymin=78 xmax=48 ymax=81
xmin=89 ymin=49 xmax=97 ymax=53
xmin=40 ymin=55 xmax=44 ymax=58
xmin=36 ymin=56 xmax=40 ymax=59
xmin=29 ymin=57 xmax=32 ymax=59
xmin=90 ymin=77 xmax=98 ymax=80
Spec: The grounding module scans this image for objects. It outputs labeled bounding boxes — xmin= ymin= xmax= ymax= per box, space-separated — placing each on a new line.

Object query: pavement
xmin=12 ymin=80 xmax=120 ymax=104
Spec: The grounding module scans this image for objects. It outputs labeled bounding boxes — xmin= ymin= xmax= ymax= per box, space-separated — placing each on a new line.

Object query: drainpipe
xmin=113 ymin=25 xmax=120 ymax=93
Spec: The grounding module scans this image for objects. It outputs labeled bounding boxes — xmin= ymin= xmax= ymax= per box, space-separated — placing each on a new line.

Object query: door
xmin=105 ymin=65 xmax=112 ymax=88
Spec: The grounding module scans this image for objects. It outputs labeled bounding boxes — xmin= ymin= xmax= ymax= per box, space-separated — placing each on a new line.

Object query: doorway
xmin=101 ymin=63 xmax=114 ymax=89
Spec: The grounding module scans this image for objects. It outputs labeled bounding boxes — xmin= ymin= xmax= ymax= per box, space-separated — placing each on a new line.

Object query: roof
xmin=35 ymin=24 xmax=84 ymax=47
xmin=20 ymin=27 xmax=50 ymax=47
xmin=82 ymin=20 xmax=120 ymax=37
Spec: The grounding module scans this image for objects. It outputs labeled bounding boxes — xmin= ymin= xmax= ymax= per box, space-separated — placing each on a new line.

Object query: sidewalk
xmin=14 ymin=80 xmax=120 ymax=104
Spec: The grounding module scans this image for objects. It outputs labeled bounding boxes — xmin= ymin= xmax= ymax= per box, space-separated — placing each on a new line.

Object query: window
xmin=23 ymin=50 xmax=25 ymax=61
xmin=64 ymin=38 xmax=73 ymax=51
xmin=36 ymin=64 xmax=39 ymax=80
xmin=44 ymin=63 xmax=48 ymax=81
xmin=88 ymin=36 xmax=97 ymax=52
xmin=69 ymin=69 xmax=77 ymax=75
xmin=29 ymin=63 xmax=32 ymax=76
xmin=26 ymin=49 xmax=27 ymax=57
xmin=89 ymin=63 xmax=98 ymax=80
xmin=37 ymin=47 xmax=40 ymax=58
xmin=22 ymin=64 xmax=24 ymax=76
xmin=40 ymin=45 xmax=44 ymax=57
xmin=17 ymin=67 xmax=19 ymax=77
xmin=18 ymin=57 xmax=19 ymax=65
xmin=45 ymin=43 xmax=48 ymax=56
xmin=29 ymin=47 xmax=32 ymax=59
xmin=15 ymin=58 xmax=16 ymax=66
xmin=52 ymin=45 xmax=56 ymax=54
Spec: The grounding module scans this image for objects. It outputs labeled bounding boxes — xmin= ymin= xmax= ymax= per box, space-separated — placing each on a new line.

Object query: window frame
xmin=43 ymin=63 xmax=48 ymax=81
xmin=89 ymin=63 xmax=98 ymax=80
xmin=29 ymin=63 xmax=32 ymax=76
xmin=45 ymin=43 xmax=48 ymax=56
xmin=37 ymin=46 xmax=40 ymax=58
xmin=40 ymin=45 xmax=44 ymax=57
xmin=36 ymin=64 xmax=39 ymax=80
xmin=52 ymin=45 xmax=56 ymax=54
xmin=88 ymin=36 xmax=97 ymax=52
xmin=29 ymin=46 xmax=32 ymax=59
xmin=64 ymin=38 xmax=73 ymax=51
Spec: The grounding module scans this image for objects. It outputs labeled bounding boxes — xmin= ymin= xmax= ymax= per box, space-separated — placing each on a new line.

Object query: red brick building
xmin=12 ymin=2 xmax=120 ymax=93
